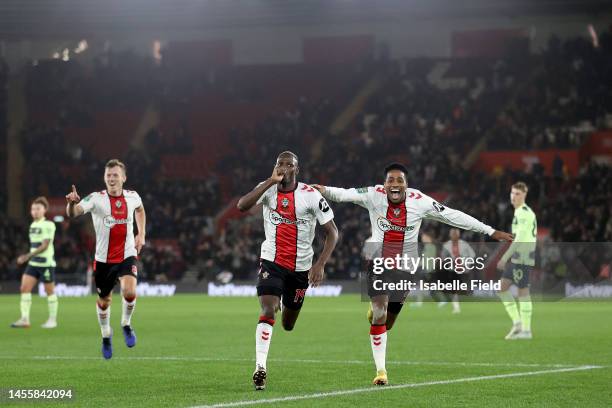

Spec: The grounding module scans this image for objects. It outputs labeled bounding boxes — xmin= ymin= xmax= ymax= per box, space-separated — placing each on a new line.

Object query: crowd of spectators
xmin=1 ymin=33 xmax=611 ymax=285
xmin=488 ymin=32 xmax=612 ymax=150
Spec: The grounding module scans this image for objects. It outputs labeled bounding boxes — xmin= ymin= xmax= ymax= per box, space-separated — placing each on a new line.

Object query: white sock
xmin=452 ymin=295 xmax=460 ymax=312
xmin=370 ymin=325 xmax=387 ymax=372
xmin=47 ymin=294 xmax=58 ymax=322
xmin=255 ymin=319 xmax=274 ymax=370
xmin=20 ymin=293 xmax=32 ymax=322
xmin=121 ymin=297 xmax=136 ymax=327
xmin=96 ymin=303 xmax=111 ymax=338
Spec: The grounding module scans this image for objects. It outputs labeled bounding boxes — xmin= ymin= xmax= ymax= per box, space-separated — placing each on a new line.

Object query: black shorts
xmin=93 ymin=257 xmax=138 ymax=298
xmin=502 ymin=263 xmax=532 ymax=289
xmin=256 ymin=259 xmax=309 ymax=311
xmin=24 ymin=265 xmax=55 ymax=283
xmin=365 ymin=261 xmax=411 ymax=304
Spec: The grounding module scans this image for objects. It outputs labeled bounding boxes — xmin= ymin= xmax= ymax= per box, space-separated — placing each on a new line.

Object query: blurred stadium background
xmin=1 ymin=1 xmax=612 ymax=407
xmin=0 ymin=0 xmax=611 ymax=297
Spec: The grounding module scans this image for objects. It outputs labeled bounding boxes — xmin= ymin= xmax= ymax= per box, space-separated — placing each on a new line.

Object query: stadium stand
xmin=2 ymin=32 xmax=611 ymax=283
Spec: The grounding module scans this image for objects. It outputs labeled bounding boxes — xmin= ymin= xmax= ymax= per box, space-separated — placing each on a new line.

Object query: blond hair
xmin=512 ymin=182 xmax=528 ymax=194
xmin=105 ymin=159 xmax=127 ymax=175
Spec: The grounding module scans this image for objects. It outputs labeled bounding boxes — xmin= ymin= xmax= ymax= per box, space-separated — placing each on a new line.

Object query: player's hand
xmin=308 ymin=263 xmax=325 ymax=287
xmin=269 ymin=166 xmax=286 ymax=184
xmin=311 ymin=184 xmax=326 ymax=195
xmin=16 ymin=254 xmax=29 ymax=265
xmin=497 ymin=259 xmax=507 ymax=270
xmin=135 ymin=234 xmax=145 ymax=254
xmin=491 ymin=230 xmax=513 ymax=242
xmin=65 ymin=184 xmax=81 ymax=203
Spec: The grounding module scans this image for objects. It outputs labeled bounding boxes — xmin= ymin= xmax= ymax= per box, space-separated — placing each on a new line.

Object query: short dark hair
xmin=105 ymin=159 xmax=126 ymax=175
xmin=32 ymin=196 xmax=49 ymax=210
xmin=383 ymin=162 xmax=409 ymax=179
xmin=278 ymin=151 xmax=298 ymax=163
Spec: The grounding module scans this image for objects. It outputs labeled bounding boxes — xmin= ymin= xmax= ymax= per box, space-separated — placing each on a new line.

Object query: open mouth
xmin=389 ymin=188 xmax=401 ymax=200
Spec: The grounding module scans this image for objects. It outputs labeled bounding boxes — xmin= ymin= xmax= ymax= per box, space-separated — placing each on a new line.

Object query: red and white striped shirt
xmin=257 ymin=182 xmax=334 ymax=272
xmin=80 ymin=190 xmax=143 ymax=263
xmin=323 ymin=185 xmax=494 ymax=260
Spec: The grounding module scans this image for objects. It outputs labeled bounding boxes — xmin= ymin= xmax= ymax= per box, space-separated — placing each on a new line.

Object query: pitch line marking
xmin=0 ymin=355 xmax=601 ymax=369
xmin=189 ymin=365 xmax=603 ymax=408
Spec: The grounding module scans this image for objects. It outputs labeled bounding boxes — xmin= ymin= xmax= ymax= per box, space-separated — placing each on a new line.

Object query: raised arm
xmin=237 ymin=168 xmax=284 ymax=212
xmin=65 ymin=184 xmax=85 ymax=218
xmin=308 ymin=219 xmax=339 ymax=287
xmin=312 ymin=185 xmax=370 ymax=207
xmin=423 ymin=197 xmax=513 ymax=242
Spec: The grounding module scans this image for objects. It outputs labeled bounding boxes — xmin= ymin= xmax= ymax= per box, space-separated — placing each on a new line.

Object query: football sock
xmin=519 ymin=296 xmax=532 ymax=332
xmin=452 ymin=294 xmax=461 ymax=312
xmin=96 ymin=301 xmax=111 ymax=338
xmin=121 ymin=295 xmax=136 ymax=327
xmin=370 ymin=324 xmax=387 ymax=372
xmin=499 ymin=290 xmax=520 ymax=325
xmin=255 ymin=316 xmax=275 ymax=370
xmin=47 ymin=294 xmax=58 ymax=321
xmin=20 ymin=293 xmax=32 ymax=321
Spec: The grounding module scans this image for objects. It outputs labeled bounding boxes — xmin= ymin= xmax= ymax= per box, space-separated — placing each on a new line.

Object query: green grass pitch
xmin=1 ymin=294 xmax=611 ymax=407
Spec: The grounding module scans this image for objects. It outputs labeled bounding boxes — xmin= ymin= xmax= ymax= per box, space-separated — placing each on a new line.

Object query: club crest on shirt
xmin=115 ymin=201 xmax=122 ymax=209
xmin=281 ymin=198 xmax=289 ymax=208
xmin=261 ymin=271 xmax=269 ymax=279
xmin=393 ymin=208 xmax=401 ymax=217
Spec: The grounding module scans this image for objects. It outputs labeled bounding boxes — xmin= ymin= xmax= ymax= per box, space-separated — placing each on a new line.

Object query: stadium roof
xmin=0 ymin=0 xmax=610 ymax=38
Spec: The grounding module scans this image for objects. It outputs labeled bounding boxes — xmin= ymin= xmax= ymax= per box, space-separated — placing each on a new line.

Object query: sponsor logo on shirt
xmin=376 ymin=217 xmax=415 ymax=233
xmin=269 ymin=210 xmax=308 ymax=226
xmin=103 ymin=215 xmax=131 ymax=228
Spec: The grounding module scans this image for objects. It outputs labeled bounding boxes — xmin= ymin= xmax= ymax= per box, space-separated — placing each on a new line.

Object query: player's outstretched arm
xmin=423 ymin=195 xmax=513 ymax=241
xmin=308 ymin=219 xmax=339 ymax=287
xmin=491 ymin=230 xmax=514 ymax=242
xmin=311 ymin=184 xmax=369 ymax=206
xmin=65 ymin=184 xmax=84 ymax=218
xmin=236 ymin=167 xmax=284 ymax=212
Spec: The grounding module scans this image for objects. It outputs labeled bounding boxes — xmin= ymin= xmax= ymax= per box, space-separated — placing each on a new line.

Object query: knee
xmin=123 ymin=291 xmax=136 ymax=302
xmin=45 ymin=287 xmax=55 ymax=296
xmin=260 ymin=305 xmax=276 ymax=319
xmin=97 ymin=297 xmax=111 ymax=309
xmin=499 ymin=280 xmax=511 ymax=293
xmin=20 ymin=286 xmax=29 ymax=294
